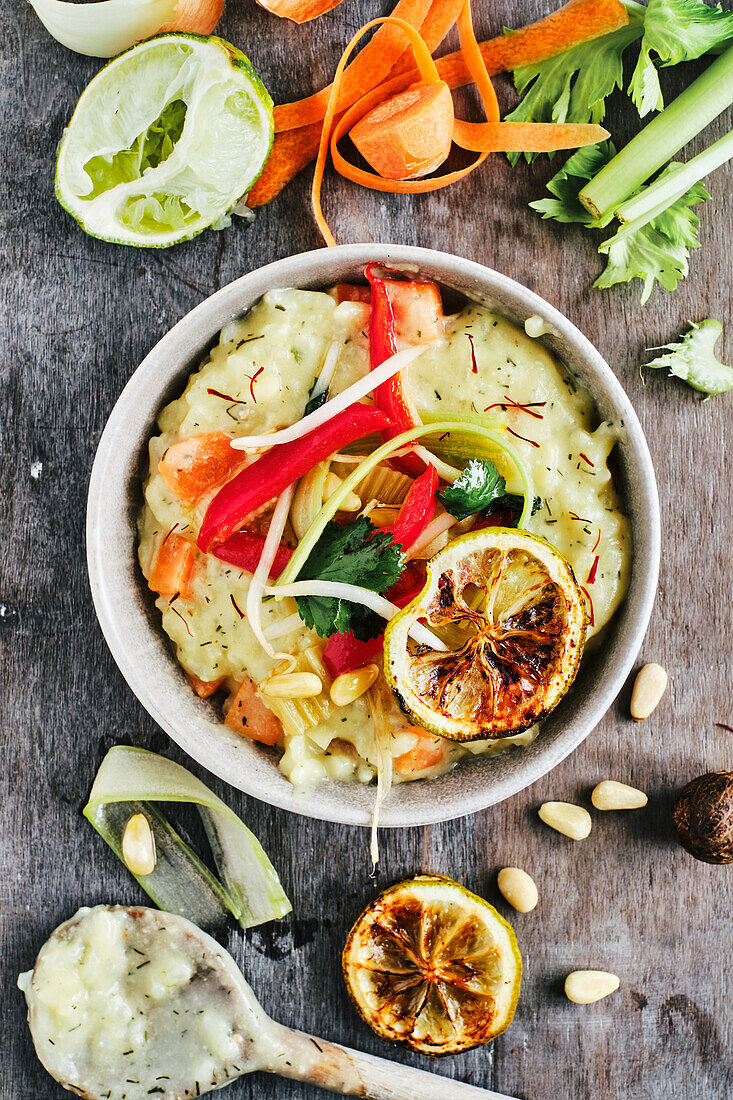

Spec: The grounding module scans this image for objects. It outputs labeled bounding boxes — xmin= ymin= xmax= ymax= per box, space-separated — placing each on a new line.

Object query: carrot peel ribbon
xmin=249 ymin=0 xmax=628 ymax=207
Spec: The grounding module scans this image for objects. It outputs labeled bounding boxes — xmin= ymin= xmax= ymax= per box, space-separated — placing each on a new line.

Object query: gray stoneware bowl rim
xmin=87 ymin=243 xmax=660 ymax=828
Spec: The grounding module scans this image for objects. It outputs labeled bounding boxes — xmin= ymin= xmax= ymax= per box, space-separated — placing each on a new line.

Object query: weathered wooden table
xmin=2 ymin=2 xmax=732 ymax=1098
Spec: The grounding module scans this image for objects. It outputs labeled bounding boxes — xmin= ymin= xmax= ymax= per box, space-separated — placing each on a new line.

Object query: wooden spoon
xmin=19 ymin=905 xmax=516 ymax=1100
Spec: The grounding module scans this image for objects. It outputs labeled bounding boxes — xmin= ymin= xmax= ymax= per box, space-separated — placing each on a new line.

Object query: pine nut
xmin=564 ymin=970 xmax=620 ymax=1004
xmin=538 ymin=801 xmax=592 ymax=840
xmin=324 ymin=472 xmax=361 ymax=512
xmin=260 ymin=672 xmax=323 ymax=698
xmin=630 ymin=662 xmax=667 ymax=720
xmin=121 ymin=813 xmax=156 ymax=877
xmin=330 ymin=664 xmax=380 ymax=707
xmin=497 ymin=867 xmax=538 ymax=912
xmin=592 ymin=780 xmax=648 ymax=810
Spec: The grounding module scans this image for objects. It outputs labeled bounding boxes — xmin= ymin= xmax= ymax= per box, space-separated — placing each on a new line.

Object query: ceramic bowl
xmin=87 ymin=244 xmax=660 ymax=827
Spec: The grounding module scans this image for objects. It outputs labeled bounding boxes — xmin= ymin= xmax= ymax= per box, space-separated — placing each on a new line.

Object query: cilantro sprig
xmin=438 ymin=459 xmax=540 ymax=524
xmin=294 ymin=517 xmax=404 ymax=639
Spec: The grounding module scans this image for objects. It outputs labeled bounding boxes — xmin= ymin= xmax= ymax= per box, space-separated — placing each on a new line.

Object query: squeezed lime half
xmin=55 ymin=33 xmax=273 ymax=248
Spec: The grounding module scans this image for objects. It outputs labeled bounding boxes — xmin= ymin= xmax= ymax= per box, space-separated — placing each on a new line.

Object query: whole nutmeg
xmin=673 ymin=772 xmax=733 ymax=864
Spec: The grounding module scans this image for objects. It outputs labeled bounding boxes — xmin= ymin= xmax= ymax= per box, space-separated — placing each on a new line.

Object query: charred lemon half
xmin=384 ymin=528 xmax=587 ymax=741
xmin=343 ymin=874 xmax=521 ymax=1055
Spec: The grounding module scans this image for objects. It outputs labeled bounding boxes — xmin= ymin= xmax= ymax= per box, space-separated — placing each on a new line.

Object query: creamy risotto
xmin=139 ymin=280 xmax=630 ymax=789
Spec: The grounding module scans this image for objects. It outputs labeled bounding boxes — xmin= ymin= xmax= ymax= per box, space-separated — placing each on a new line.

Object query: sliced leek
xmin=84 ymin=746 xmax=291 ymax=930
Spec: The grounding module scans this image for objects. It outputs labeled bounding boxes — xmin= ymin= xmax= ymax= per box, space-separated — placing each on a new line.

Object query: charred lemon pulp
xmin=384 ymin=529 xmax=587 ymax=741
xmin=343 ymin=875 xmax=521 ymax=1055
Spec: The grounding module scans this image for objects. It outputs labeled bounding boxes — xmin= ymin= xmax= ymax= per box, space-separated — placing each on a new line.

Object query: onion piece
xmin=84 ymin=746 xmax=291 ymax=929
xmin=28 ymin=0 xmax=222 ymax=58
xmin=405 ymin=510 xmax=456 ymax=559
xmin=413 ymin=444 xmax=461 ymax=483
xmin=246 ymin=482 xmax=296 ymax=663
xmin=230 ymin=343 xmax=427 ymax=451
xmin=265 ymin=580 xmax=448 ymax=652
xmin=257 ymin=0 xmax=345 ymax=23
xmin=366 ymin=679 xmax=395 ymax=867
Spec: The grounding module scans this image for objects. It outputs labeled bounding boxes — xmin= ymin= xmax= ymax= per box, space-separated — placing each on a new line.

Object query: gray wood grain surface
xmin=2 ymin=2 xmax=732 ymax=1098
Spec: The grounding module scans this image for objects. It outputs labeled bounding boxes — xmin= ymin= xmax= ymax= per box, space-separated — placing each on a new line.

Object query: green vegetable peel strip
xmin=84 ymin=746 xmax=291 ymax=930
xmin=276 ymin=420 xmax=534 ymax=587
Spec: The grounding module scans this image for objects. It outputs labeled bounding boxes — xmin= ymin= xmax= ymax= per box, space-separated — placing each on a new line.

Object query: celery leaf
xmin=629 ymin=45 xmax=665 ymax=117
xmin=630 ymin=0 xmax=733 ymax=115
xmin=506 ymin=17 xmax=643 ymax=163
xmin=642 ymin=0 xmax=733 ymax=66
xmin=530 ymin=142 xmax=614 ymax=224
xmin=643 ymin=319 xmax=733 ymax=394
xmin=595 ymin=168 xmax=709 ymax=303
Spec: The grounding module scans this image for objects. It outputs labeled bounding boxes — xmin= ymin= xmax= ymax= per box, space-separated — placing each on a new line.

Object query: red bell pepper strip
xmin=365 ymin=263 xmax=425 ymax=478
xmin=382 ymin=464 xmax=438 ymax=552
xmin=323 ymin=561 xmax=427 ymax=677
xmin=213 ymin=531 xmax=293 ymax=577
xmin=197 ymin=404 xmax=390 ymax=552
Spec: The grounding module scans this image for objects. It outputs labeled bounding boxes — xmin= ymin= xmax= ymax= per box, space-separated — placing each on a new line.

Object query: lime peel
xmin=384 ymin=527 xmax=588 ymax=742
xmin=56 ymin=33 xmax=273 ymax=247
xmin=343 ymin=873 xmax=522 ymax=1055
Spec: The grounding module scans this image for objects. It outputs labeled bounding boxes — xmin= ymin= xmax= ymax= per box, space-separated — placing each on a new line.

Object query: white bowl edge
xmin=86 ymin=243 xmax=661 ymax=827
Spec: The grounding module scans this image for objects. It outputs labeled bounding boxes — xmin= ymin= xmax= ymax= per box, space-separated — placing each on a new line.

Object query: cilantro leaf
xmin=438 ymin=459 xmax=507 ymax=520
xmin=643 ymin=319 xmax=733 ymax=394
xmin=596 ymin=168 xmax=709 ymax=303
xmin=505 ymin=17 xmax=643 ymax=164
xmin=630 ymin=0 xmax=733 ymax=116
xmin=295 ymin=517 xmax=404 ymax=640
xmin=530 ymin=142 xmax=614 ymax=224
xmin=502 ymin=493 xmax=543 ymax=524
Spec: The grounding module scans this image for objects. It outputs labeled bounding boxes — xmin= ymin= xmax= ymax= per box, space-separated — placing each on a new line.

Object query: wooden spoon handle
xmin=268 ymin=1024 xmax=517 ymax=1099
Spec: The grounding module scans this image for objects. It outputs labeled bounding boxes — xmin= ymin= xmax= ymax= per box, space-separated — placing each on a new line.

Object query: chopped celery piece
xmin=84 ymin=746 xmax=292 ymax=930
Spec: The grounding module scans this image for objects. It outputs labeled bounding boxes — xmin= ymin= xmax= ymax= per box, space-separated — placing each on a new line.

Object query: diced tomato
xmin=159 ymin=432 xmax=243 ymax=504
xmin=224 ymin=676 xmax=283 ymax=745
xmin=394 ymin=728 xmax=447 ymax=774
xmin=384 ymin=280 xmax=443 ymax=346
xmin=148 ymin=533 xmax=196 ymax=598
xmin=329 ymin=283 xmax=372 ymax=304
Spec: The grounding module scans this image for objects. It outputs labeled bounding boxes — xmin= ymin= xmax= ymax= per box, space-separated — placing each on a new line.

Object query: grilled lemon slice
xmin=343 ymin=874 xmax=521 ymax=1055
xmin=384 ymin=528 xmax=587 ymax=741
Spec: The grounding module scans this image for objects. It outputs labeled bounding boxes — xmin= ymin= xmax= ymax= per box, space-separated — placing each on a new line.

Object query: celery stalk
xmin=610 ymin=129 xmax=733 ymax=238
xmin=579 ymin=45 xmax=733 ymax=223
